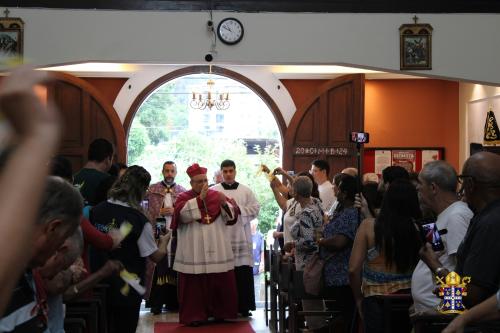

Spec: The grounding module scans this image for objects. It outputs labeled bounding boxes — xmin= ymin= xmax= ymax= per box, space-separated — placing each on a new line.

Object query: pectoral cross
xmin=201 ymin=198 xmax=211 ymax=224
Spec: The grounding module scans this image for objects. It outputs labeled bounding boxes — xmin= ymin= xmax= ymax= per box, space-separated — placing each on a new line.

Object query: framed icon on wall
xmin=399 ymin=19 xmax=433 ymax=70
xmin=0 ymin=15 xmax=24 ymax=62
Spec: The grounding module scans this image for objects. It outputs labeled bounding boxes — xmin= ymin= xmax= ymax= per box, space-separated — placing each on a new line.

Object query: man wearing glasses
xmin=420 ymin=151 xmax=500 ymax=332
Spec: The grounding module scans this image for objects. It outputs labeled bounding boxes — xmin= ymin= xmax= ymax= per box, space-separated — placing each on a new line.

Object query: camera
xmin=207 ymin=20 xmax=214 ymax=31
xmin=350 ymin=131 xmax=369 ymax=144
xmin=204 ymin=53 xmax=214 ymax=62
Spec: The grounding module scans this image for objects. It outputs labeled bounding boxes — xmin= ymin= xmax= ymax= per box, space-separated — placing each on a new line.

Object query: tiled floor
xmin=136 ymin=306 xmax=271 ymax=333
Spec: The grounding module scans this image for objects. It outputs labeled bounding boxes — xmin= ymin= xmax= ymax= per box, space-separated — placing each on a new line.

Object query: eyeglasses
xmin=457 ymin=174 xmax=500 ymax=198
xmin=457 ymin=175 xmax=474 ymax=199
xmin=457 ymin=174 xmax=500 ymax=185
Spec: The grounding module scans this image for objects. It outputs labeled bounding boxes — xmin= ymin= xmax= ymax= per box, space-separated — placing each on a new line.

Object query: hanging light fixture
xmin=190 ymin=65 xmax=230 ymax=110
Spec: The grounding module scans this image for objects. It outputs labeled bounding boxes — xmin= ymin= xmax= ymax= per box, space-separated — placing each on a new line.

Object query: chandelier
xmin=189 ymin=66 xmax=230 ymax=110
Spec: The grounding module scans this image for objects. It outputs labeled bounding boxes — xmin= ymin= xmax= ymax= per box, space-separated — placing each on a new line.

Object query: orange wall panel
xmin=82 ymin=78 xmax=127 ymax=106
xmin=365 ymin=80 xmax=459 ymax=170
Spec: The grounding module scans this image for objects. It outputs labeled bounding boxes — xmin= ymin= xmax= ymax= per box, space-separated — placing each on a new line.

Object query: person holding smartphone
xmin=89 ymin=166 xmax=171 ymax=333
xmin=146 ymin=160 xmax=186 ymax=314
xmin=411 ymin=161 xmax=472 ymax=313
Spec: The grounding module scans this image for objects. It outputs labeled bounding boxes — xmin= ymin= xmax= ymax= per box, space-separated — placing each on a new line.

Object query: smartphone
xmin=419 ymin=222 xmax=445 ymax=251
xmin=350 ymin=131 xmax=370 ymax=144
xmin=155 ymin=218 xmax=167 ymax=239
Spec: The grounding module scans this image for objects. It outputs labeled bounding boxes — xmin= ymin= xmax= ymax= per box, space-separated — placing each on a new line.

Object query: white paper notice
xmin=375 ymin=150 xmax=392 ymax=175
xmin=422 ymin=150 xmax=440 ymax=167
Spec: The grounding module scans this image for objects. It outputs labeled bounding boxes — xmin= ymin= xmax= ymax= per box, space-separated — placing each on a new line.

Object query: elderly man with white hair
xmin=411 ymin=160 xmax=472 ymax=313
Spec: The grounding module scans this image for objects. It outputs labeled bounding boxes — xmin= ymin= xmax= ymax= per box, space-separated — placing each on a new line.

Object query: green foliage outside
xmin=127 ymin=77 xmax=281 ymax=235
xmin=135 ymin=84 xmax=188 ymax=144
xmin=127 ymin=123 xmax=150 ymax=162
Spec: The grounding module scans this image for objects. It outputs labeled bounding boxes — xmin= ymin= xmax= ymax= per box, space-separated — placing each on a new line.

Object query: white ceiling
xmin=40 ymin=62 xmax=427 ymax=80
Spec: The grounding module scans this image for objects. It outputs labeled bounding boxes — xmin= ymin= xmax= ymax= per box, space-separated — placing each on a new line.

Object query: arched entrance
xmin=124 ymin=66 xmax=286 ymax=142
xmin=124 ymin=66 xmax=284 ymax=234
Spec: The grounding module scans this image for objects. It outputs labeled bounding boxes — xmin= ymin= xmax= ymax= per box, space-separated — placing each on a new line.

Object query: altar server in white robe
xmin=213 ymin=159 xmax=261 ymax=316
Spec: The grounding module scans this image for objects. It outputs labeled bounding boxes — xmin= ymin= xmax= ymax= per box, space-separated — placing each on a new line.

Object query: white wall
xmin=459 ymin=83 xmax=500 ymax=168
xmin=4 ymin=8 xmax=500 ymax=85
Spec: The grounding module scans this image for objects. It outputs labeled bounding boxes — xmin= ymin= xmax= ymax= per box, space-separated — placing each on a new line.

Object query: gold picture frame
xmin=399 ymin=22 xmax=432 ymax=70
xmin=0 ymin=15 xmax=24 ymax=62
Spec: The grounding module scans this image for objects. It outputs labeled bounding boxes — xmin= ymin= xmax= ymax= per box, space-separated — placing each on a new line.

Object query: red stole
xmin=31 ymin=269 xmax=48 ymax=326
xmin=171 ymin=189 xmax=227 ymax=230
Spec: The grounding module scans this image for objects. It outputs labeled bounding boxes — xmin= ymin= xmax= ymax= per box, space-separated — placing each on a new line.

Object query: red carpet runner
xmin=154 ymin=321 xmax=255 ymax=333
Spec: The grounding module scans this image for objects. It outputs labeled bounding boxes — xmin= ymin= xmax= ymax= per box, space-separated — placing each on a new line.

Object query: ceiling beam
xmin=2 ymin=0 xmax=500 ymax=13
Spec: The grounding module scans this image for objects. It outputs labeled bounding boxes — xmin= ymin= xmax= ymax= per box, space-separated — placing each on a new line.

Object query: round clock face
xmin=217 ymin=18 xmax=244 ymax=45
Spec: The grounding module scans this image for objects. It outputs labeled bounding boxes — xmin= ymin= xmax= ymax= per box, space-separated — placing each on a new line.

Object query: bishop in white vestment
xmin=172 ymin=163 xmax=239 ymax=326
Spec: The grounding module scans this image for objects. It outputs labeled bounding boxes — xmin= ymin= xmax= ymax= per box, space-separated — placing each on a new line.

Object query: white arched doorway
xmin=124 ymin=67 xmax=284 ymax=235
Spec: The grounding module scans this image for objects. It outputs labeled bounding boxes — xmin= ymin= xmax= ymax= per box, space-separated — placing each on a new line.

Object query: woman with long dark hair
xmin=318 ymin=175 xmax=359 ymax=333
xmin=349 ymin=179 xmax=421 ymax=333
xmin=90 ymin=166 xmax=170 ymax=333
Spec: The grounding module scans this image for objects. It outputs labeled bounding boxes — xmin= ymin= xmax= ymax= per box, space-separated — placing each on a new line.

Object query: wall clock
xmin=217 ymin=18 xmax=244 ymax=45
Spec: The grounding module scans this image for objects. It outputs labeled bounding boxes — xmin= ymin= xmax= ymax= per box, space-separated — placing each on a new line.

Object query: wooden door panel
xmin=284 ymin=74 xmax=364 ymax=177
xmin=65 ymin=154 xmax=86 ymax=173
xmin=91 ymin=98 xmax=116 ymax=143
xmin=291 ymin=156 xmax=314 ymax=174
xmin=47 ymin=72 xmax=126 ymax=174
xmin=55 ymin=81 xmax=85 ymax=148
xmin=295 ymin=101 xmax=317 ymax=144
xmin=327 ymin=85 xmax=350 ymax=144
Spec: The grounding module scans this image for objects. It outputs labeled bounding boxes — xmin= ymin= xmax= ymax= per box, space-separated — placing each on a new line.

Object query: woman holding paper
xmin=90 ymin=165 xmax=170 ymax=333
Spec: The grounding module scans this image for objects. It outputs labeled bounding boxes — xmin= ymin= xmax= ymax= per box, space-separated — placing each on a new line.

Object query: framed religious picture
xmin=399 ymin=17 xmax=433 ymax=70
xmin=0 ymin=14 xmax=24 ymax=62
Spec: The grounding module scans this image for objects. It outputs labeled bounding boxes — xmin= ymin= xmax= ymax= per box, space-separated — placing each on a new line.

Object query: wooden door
xmin=47 ymin=73 xmax=126 ymax=172
xmin=284 ymin=74 xmax=364 ymax=176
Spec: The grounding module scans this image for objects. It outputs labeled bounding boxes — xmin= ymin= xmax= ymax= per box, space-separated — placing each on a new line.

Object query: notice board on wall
xmin=363 ymin=147 xmax=445 ymax=175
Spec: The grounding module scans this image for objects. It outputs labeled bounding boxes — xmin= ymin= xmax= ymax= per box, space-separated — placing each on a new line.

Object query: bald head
xmin=461 ymin=151 xmax=500 ymax=213
xmin=463 ymin=151 xmax=500 ymax=183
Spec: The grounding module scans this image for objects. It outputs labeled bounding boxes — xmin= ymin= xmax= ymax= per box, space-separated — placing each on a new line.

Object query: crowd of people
xmin=0 ymin=68 xmax=264 ymax=332
xmin=270 ymin=157 xmax=500 ymax=333
xmin=0 ymin=67 xmax=499 ymax=333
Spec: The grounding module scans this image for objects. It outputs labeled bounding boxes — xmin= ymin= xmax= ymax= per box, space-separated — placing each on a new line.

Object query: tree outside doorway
xmin=127 ymin=73 xmax=282 ymax=235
